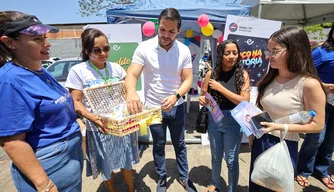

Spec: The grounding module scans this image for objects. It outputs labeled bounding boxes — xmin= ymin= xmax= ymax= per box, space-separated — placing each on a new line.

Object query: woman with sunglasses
xmin=249 ymin=27 xmax=326 ymax=191
xmin=0 ymin=11 xmax=83 ymax=192
xmin=65 ymin=28 xmax=139 ymax=192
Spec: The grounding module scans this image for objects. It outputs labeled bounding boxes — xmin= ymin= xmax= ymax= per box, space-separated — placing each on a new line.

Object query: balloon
xmin=218 ymin=34 xmax=224 ymax=44
xmin=184 ymin=38 xmax=190 ymax=46
xmin=201 ymin=22 xmax=214 ymax=36
xmin=198 ymin=14 xmax=209 ymax=27
xmin=142 ymin=21 xmax=155 ymax=36
xmin=185 ymin=29 xmax=193 ymax=38
xmin=212 ymin=29 xmax=223 ymax=39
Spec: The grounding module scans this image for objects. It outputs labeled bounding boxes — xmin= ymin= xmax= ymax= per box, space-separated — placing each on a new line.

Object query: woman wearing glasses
xmin=65 ymin=28 xmax=139 ymax=192
xmin=248 ymin=27 xmax=326 ymax=192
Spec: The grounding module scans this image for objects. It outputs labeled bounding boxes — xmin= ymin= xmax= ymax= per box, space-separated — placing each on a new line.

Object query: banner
xmin=223 ymin=15 xmax=282 ymax=103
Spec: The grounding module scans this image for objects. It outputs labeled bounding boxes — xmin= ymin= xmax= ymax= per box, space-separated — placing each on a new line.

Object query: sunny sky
xmin=1 ymin=0 xmax=106 ymax=24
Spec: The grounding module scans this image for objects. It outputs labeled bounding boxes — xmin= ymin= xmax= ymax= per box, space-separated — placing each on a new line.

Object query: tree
xmin=304 ymin=22 xmax=333 ymax=41
xmin=78 ymin=0 xmax=136 ymax=17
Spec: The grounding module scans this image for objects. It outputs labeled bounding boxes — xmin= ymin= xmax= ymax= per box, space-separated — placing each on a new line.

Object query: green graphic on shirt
xmin=108 ymin=42 xmax=141 ymax=91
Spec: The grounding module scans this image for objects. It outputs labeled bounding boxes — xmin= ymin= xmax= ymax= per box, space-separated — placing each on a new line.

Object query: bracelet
xmin=39 ymin=180 xmax=54 ymax=192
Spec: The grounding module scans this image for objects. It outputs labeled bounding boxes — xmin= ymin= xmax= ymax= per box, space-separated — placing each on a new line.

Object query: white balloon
xmin=212 ymin=30 xmax=223 ymax=39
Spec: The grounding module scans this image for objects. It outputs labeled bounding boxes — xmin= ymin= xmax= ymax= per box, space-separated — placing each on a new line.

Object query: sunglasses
xmin=92 ymin=46 xmax=110 ymax=55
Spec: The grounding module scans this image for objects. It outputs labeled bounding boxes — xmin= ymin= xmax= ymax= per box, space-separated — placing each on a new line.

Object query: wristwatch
xmin=174 ymin=92 xmax=181 ymax=100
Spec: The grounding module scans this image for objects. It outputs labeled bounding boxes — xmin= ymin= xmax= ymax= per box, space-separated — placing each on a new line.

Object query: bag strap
xmin=280 ymin=124 xmax=289 ymax=141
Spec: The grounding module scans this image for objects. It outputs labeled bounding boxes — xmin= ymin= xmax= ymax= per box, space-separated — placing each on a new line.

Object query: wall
xmin=46 ymin=23 xmax=106 ymax=58
xmin=48 ymin=39 xmax=82 ymax=58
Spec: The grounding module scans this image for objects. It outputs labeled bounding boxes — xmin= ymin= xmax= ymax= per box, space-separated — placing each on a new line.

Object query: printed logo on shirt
xmin=86 ymin=77 xmax=121 ymax=87
xmin=55 ymin=93 xmax=71 ymax=104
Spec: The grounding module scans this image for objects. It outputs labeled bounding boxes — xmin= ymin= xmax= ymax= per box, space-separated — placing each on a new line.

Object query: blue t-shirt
xmin=312 ymin=47 xmax=334 ymax=83
xmin=0 ymin=62 xmax=80 ymax=150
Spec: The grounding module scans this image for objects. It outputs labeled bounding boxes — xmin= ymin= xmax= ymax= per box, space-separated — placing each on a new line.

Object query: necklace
xmin=88 ymin=60 xmax=110 ymax=83
xmin=13 ymin=62 xmax=50 ymax=84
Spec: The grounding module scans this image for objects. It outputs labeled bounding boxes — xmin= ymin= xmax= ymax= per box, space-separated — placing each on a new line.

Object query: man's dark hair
xmin=158 ymin=8 xmax=181 ymax=29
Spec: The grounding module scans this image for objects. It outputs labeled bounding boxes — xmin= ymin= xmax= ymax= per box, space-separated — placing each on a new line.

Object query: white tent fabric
xmin=241 ymin=0 xmax=334 ymax=26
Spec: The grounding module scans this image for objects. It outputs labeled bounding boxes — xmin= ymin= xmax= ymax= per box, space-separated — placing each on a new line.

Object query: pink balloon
xmin=142 ymin=21 xmax=155 ymax=36
xmin=198 ymin=14 xmax=209 ymax=27
xmin=218 ymin=34 xmax=224 ymax=44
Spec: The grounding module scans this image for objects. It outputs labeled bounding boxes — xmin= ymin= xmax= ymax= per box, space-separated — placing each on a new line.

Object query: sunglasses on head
xmin=92 ymin=46 xmax=110 ymax=55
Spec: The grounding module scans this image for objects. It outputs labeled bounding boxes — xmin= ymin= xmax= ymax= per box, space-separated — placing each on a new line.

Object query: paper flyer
xmin=231 ymin=100 xmax=263 ymax=136
xmin=205 ymin=93 xmax=224 ymax=123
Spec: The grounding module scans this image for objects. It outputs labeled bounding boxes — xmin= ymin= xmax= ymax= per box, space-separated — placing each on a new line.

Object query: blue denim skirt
xmin=11 ymin=131 xmax=83 ymax=192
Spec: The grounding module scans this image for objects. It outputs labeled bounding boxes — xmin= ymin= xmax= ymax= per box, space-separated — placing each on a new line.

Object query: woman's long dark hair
xmin=81 ymin=28 xmax=108 ymax=61
xmin=0 ymin=11 xmax=26 ymax=67
xmin=256 ymin=27 xmax=322 ymax=109
xmin=211 ymin=39 xmax=247 ymax=103
xmin=322 ymin=25 xmax=334 ymax=51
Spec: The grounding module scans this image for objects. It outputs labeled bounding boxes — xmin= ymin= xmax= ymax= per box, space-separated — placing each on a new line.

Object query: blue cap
xmin=309 ymin=110 xmax=316 ymax=117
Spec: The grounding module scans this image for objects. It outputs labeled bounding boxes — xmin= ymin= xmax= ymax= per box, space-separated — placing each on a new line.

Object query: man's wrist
xmin=173 ymin=92 xmax=181 ymax=101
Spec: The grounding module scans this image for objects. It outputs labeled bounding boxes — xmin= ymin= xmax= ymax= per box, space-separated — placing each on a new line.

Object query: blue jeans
xmin=297 ymin=103 xmax=334 ymax=178
xmin=208 ymin=110 xmax=243 ymax=192
xmin=149 ymin=103 xmax=189 ymax=180
xmin=11 ymin=132 xmax=83 ymax=192
xmin=249 ymin=134 xmax=298 ymax=192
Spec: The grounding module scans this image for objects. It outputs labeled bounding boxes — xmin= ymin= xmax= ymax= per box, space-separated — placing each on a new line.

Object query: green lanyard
xmin=88 ymin=60 xmax=110 ymax=83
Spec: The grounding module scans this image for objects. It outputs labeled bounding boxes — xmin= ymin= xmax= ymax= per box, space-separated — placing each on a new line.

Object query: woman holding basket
xmin=66 ymin=28 xmax=139 ymax=192
xmin=0 ymin=11 xmax=83 ymax=191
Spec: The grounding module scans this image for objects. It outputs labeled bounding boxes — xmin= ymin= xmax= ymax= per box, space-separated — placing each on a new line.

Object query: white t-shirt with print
xmin=66 ymin=61 xmax=126 ymax=131
xmin=132 ymin=35 xmax=193 ymax=107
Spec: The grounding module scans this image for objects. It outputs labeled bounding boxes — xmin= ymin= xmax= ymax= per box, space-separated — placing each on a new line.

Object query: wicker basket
xmin=83 ymin=81 xmax=162 ymax=137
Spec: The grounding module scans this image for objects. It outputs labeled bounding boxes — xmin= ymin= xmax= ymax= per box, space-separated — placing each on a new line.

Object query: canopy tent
xmin=241 ymin=0 xmax=334 ymax=26
xmin=106 ymin=0 xmax=252 ymax=75
xmin=106 ymin=0 xmax=251 ymax=35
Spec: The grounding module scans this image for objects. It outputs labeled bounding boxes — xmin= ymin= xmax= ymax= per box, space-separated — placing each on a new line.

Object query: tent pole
xmin=257 ymin=3 xmax=262 ymax=19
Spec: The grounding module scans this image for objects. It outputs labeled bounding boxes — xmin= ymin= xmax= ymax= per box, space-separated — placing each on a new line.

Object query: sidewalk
xmin=1 ymin=142 xmax=334 ymax=192
xmin=0 ymin=99 xmax=333 ymax=191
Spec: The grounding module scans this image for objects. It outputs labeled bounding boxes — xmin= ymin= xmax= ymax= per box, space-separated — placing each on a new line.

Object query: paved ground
xmin=1 ymin=98 xmax=334 ymax=191
xmin=1 ymin=143 xmax=334 ymax=192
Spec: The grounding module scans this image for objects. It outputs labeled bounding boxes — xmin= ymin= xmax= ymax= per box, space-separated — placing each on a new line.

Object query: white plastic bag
xmin=251 ymin=125 xmax=294 ymax=192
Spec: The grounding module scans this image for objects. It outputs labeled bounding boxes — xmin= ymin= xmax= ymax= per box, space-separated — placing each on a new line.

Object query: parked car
xmin=46 ymin=57 xmax=82 ymax=87
xmin=42 ymin=57 xmax=61 ymax=68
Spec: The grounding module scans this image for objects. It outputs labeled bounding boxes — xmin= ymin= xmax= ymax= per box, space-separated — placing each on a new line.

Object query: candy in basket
xmin=83 ymin=81 xmax=162 ymax=137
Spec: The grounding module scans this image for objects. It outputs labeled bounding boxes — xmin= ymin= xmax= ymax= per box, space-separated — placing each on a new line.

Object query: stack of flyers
xmin=231 ymin=100 xmax=263 ymax=138
xmin=205 ymin=93 xmax=224 ymax=123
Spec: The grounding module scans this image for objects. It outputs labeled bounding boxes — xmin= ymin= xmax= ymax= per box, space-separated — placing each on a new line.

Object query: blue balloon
xmin=184 ymin=38 xmax=190 ymax=46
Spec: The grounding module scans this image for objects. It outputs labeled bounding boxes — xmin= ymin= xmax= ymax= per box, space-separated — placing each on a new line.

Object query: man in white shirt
xmin=125 ymin=8 xmax=196 ymax=192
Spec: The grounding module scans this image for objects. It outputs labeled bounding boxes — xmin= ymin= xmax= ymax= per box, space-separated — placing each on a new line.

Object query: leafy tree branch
xmin=78 ymin=0 xmax=136 ymax=17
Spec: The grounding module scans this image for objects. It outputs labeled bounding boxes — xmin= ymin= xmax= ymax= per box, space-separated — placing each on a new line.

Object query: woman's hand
xmin=323 ymin=83 xmax=334 ymax=94
xmin=37 ymin=180 xmax=58 ymax=192
xmin=208 ymin=79 xmax=223 ymax=91
xmin=260 ymin=122 xmax=284 ymax=133
xmin=92 ymin=116 xmax=108 ymax=134
xmin=248 ymin=135 xmax=254 ymax=150
xmin=198 ymin=95 xmax=208 ymax=106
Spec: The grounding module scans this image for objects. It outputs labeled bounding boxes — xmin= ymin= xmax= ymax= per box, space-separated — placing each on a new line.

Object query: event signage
xmin=223 ymin=15 xmax=282 ymax=89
